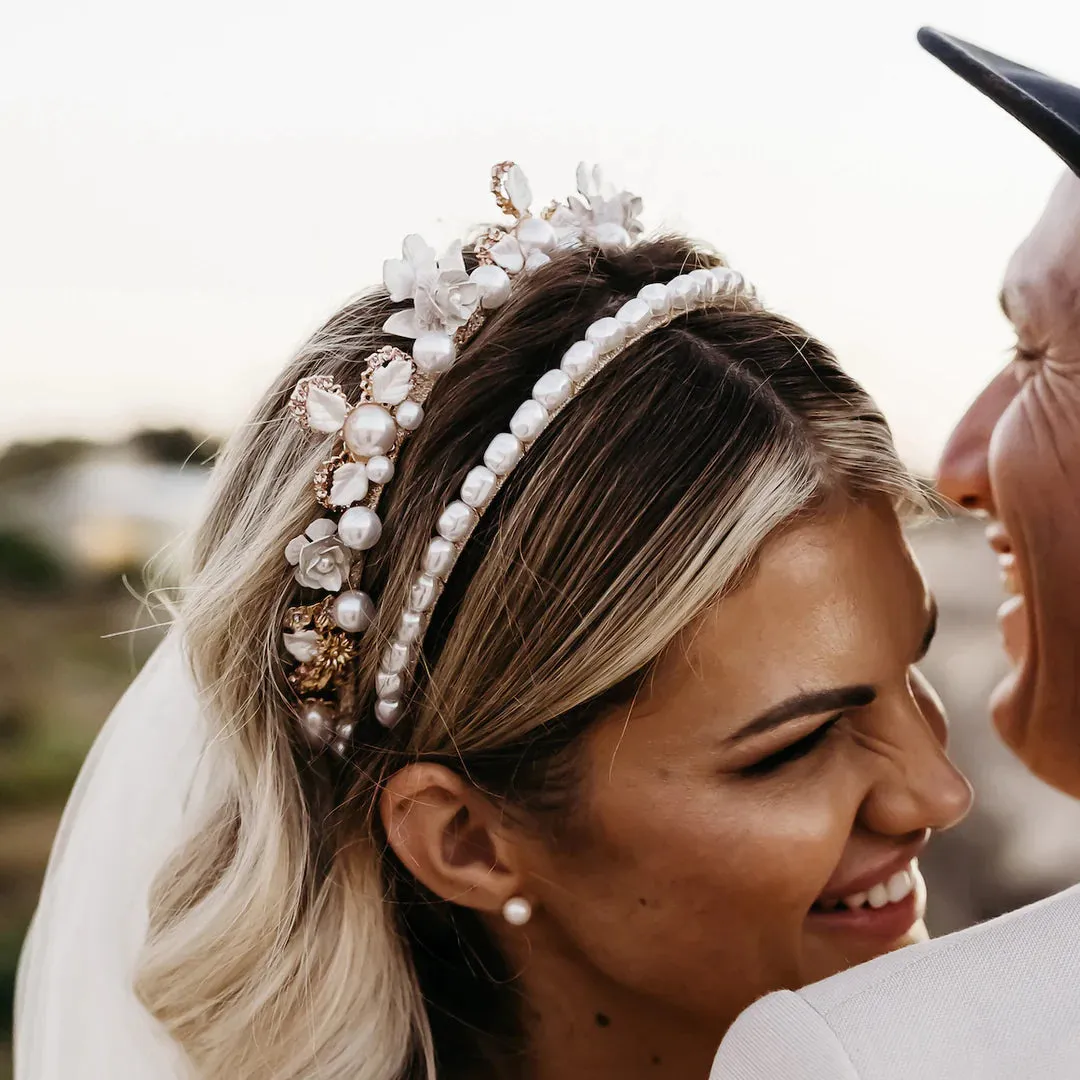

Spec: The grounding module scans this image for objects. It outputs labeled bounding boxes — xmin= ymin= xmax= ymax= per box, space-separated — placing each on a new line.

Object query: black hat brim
xmin=918 ymin=27 xmax=1080 ymax=176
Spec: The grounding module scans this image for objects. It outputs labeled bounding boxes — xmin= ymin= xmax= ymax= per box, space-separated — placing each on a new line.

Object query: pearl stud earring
xmin=501 ymin=896 xmax=532 ymax=926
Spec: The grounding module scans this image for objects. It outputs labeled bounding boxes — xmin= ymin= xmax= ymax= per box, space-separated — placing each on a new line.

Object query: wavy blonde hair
xmin=135 ymin=237 xmax=924 ymax=1079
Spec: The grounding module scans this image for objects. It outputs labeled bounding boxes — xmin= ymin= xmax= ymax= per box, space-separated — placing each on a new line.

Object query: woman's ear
xmin=380 ymin=762 xmax=524 ymax=914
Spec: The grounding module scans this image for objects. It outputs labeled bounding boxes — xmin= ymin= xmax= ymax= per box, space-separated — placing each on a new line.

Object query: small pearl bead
xmin=343 ymin=404 xmax=398 ymax=458
xmin=710 ymin=266 xmax=735 ymax=291
xmin=585 ymin=316 xmax=626 ymax=353
xmin=423 ymin=537 xmax=457 ymax=579
xmin=438 ymin=500 xmax=479 ymax=542
xmin=460 ymin=465 xmax=499 ymax=509
xmin=615 ymin=296 xmax=652 ymax=334
xmin=638 ymin=282 xmax=672 ymax=315
xmin=397 ymin=609 xmax=424 ymax=643
xmin=337 ymin=506 xmax=383 ymax=551
xmin=382 ymin=642 xmax=411 ymax=674
xmin=395 ymin=400 xmax=424 ymax=431
xmin=413 ymin=331 xmax=455 ymax=374
xmin=559 ymin=340 xmax=599 ymax=382
xmin=314 ymin=554 xmax=335 ymax=574
xmin=332 ymin=589 xmax=375 ymax=632
xmin=667 ymin=274 xmax=702 ymax=309
xmin=689 ymin=267 xmax=719 ymax=298
xmin=532 ymin=369 xmax=573 ymax=411
xmin=716 ymin=268 xmax=744 ymax=293
xmin=366 ymin=455 xmax=395 ymax=484
xmin=510 ymin=398 xmax=550 ymax=442
xmin=376 ymin=670 xmax=403 ymax=700
xmin=483 ymin=433 xmax=523 ymax=476
xmin=298 ymin=700 xmax=335 ymax=746
xmin=470 ymin=263 xmax=512 ymax=309
xmin=375 ymin=698 xmax=402 ymax=728
xmin=408 ymin=572 xmax=439 ymax=613
xmin=502 ymin=896 xmax=532 ymax=926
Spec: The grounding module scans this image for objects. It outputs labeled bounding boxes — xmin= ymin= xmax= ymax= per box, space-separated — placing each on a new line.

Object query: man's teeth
xmin=838 ymin=867 xmax=916 ymax=911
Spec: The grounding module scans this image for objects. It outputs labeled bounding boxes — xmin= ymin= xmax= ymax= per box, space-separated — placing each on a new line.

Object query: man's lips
xmin=986 ymin=523 xmax=1022 ymax=596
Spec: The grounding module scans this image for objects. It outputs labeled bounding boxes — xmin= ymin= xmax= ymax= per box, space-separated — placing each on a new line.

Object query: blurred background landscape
xmin=6 ymin=0 xmax=1080 ymax=1075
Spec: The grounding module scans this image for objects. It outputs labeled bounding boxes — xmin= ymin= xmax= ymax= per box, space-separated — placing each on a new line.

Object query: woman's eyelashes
xmin=737 ymin=714 xmax=843 ymax=778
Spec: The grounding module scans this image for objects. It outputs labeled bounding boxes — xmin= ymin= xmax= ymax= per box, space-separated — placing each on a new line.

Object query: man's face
xmin=938 ymin=169 xmax=1080 ymax=796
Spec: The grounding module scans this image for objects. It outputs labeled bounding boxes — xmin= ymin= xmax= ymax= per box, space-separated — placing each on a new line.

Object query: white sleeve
xmin=711 ymin=991 xmax=861 ymax=1080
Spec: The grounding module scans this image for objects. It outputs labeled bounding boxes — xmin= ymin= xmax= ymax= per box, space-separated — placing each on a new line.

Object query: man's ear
xmin=379 ymin=762 xmax=525 ymax=914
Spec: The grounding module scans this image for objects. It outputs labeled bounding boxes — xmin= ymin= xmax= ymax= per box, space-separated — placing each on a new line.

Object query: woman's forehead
xmin=641 ymin=503 xmax=927 ymax=721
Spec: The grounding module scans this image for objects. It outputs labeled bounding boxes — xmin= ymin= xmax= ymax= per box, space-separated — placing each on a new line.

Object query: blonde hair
xmin=135 ymin=237 xmax=923 ymax=1078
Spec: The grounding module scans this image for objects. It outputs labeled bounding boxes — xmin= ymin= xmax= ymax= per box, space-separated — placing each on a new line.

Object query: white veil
xmin=14 ymin=628 xmax=214 ymax=1078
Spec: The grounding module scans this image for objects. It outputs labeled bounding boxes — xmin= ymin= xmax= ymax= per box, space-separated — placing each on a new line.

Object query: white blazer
xmin=711 ymin=883 xmax=1080 ymax=1079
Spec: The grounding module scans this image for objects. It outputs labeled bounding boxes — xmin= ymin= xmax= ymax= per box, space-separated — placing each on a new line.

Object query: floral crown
xmin=280 ymin=162 xmax=754 ymax=751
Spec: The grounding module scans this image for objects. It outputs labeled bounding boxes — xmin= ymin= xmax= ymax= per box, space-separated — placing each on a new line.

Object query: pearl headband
xmin=279 ymin=161 xmax=753 ymax=749
xmin=371 ymin=263 xmax=755 ymax=728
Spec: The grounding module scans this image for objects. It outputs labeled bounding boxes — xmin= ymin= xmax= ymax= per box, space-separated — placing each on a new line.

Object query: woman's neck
xmin=509 ymin=936 xmax=727 ymax=1080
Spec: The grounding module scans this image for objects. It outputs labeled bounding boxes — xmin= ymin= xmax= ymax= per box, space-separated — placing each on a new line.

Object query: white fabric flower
xmin=383 ymin=235 xmax=481 ymax=338
xmin=488 ymin=217 xmax=557 ymax=274
xmin=283 ymin=628 xmax=320 ymax=663
xmin=549 ymin=162 xmax=645 ymax=251
xmin=284 ymin=518 xmax=351 ymax=592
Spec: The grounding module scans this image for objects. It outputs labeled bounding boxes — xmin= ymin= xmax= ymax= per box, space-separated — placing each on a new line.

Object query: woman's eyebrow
xmin=725 ymin=685 xmax=877 ymax=745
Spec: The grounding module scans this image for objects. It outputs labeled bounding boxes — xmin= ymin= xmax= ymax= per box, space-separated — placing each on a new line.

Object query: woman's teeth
xmin=818 ymin=864 xmax=918 ymax=912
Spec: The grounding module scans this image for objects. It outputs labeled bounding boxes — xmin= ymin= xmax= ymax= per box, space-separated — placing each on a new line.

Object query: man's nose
xmin=936 ymin=367 xmax=1019 ymax=513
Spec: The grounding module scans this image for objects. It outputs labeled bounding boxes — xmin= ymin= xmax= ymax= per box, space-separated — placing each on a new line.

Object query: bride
xmin=15 ymin=163 xmax=973 ymax=1080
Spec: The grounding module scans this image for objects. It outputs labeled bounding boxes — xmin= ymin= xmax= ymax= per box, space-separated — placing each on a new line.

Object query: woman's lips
xmin=806 ymin=860 xmax=926 ymax=941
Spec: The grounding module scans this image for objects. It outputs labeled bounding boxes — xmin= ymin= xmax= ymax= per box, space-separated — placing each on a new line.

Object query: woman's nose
xmin=936 ymin=367 xmax=1019 ymax=513
xmin=861 ymin=699 xmax=974 ymax=838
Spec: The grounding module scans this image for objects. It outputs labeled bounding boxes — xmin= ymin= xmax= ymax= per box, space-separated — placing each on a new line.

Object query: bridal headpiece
xmin=281 ymin=162 xmax=754 ymax=750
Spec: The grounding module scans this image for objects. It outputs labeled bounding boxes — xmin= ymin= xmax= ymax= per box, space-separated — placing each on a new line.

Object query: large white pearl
xmin=332 ymin=589 xmax=375 ymax=632
xmin=501 ymin=896 xmax=532 ymax=926
xmin=667 ymin=274 xmax=702 ymax=309
xmin=615 ymin=296 xmax=652 ymax=334
xmin=382 ymin=641 xmax=411 ymax=674
xmin=470 ymin=264 xmax=512 ymax=309
xmin=409 ymin=572 xmax=439 ymax=613
xmin=398 ymin=609 xmax=425 ymax=643
xmin=532 ymin=369 xmax=572 ymax=411
xmin=413 ymin=331 xmax=455 ymax=374
xmin=298 ymin=700 xmax=335 ymax=746
xmin=437 ymin=500 xmax=478 ymax=542
xmin=559 ymin=340 xmax=599 ymax=382
xmin=338 ymin=506 xmax=383 ymax=550
xmin=510 ymin=398 xmax=550 ymax=442
xmin=461 ymin=465 xmax=498 ymax=509
xmin=638 ymin=282 xmax=672 ymax=315
xmin=395 ymin=400 xmax=424 ymax=431
xmin=483 ymin=432 xmax=523 ymax=476
xmin=423 ymin=536 xmax=457 ymax=579
xmin=516 ymin=216 xmax=557 ymax=252
xmin=689 ymin=267 xmax=719 ymax=298
xmin=376 ymin=670 xmax=403 ymax=700
xmin=375 ymin=698 xmax=402 ymax=728
xmin=714 ymin=267 xmax=743 ymax=293
xmin=585 ymin=316 xmax=625 ymax=353
xmin=366 ymin=455 xmax=395 ymax=484
xmin=343 ymin=404 xmax=397 ymax=458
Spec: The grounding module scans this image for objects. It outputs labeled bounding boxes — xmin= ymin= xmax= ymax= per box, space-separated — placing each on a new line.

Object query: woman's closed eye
xmin=737 ymin=714 xmax=843 ymax=778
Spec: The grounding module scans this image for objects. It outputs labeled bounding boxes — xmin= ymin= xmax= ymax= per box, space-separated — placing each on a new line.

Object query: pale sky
xmin=1 ymin=0 xmax=1076 ymax=472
